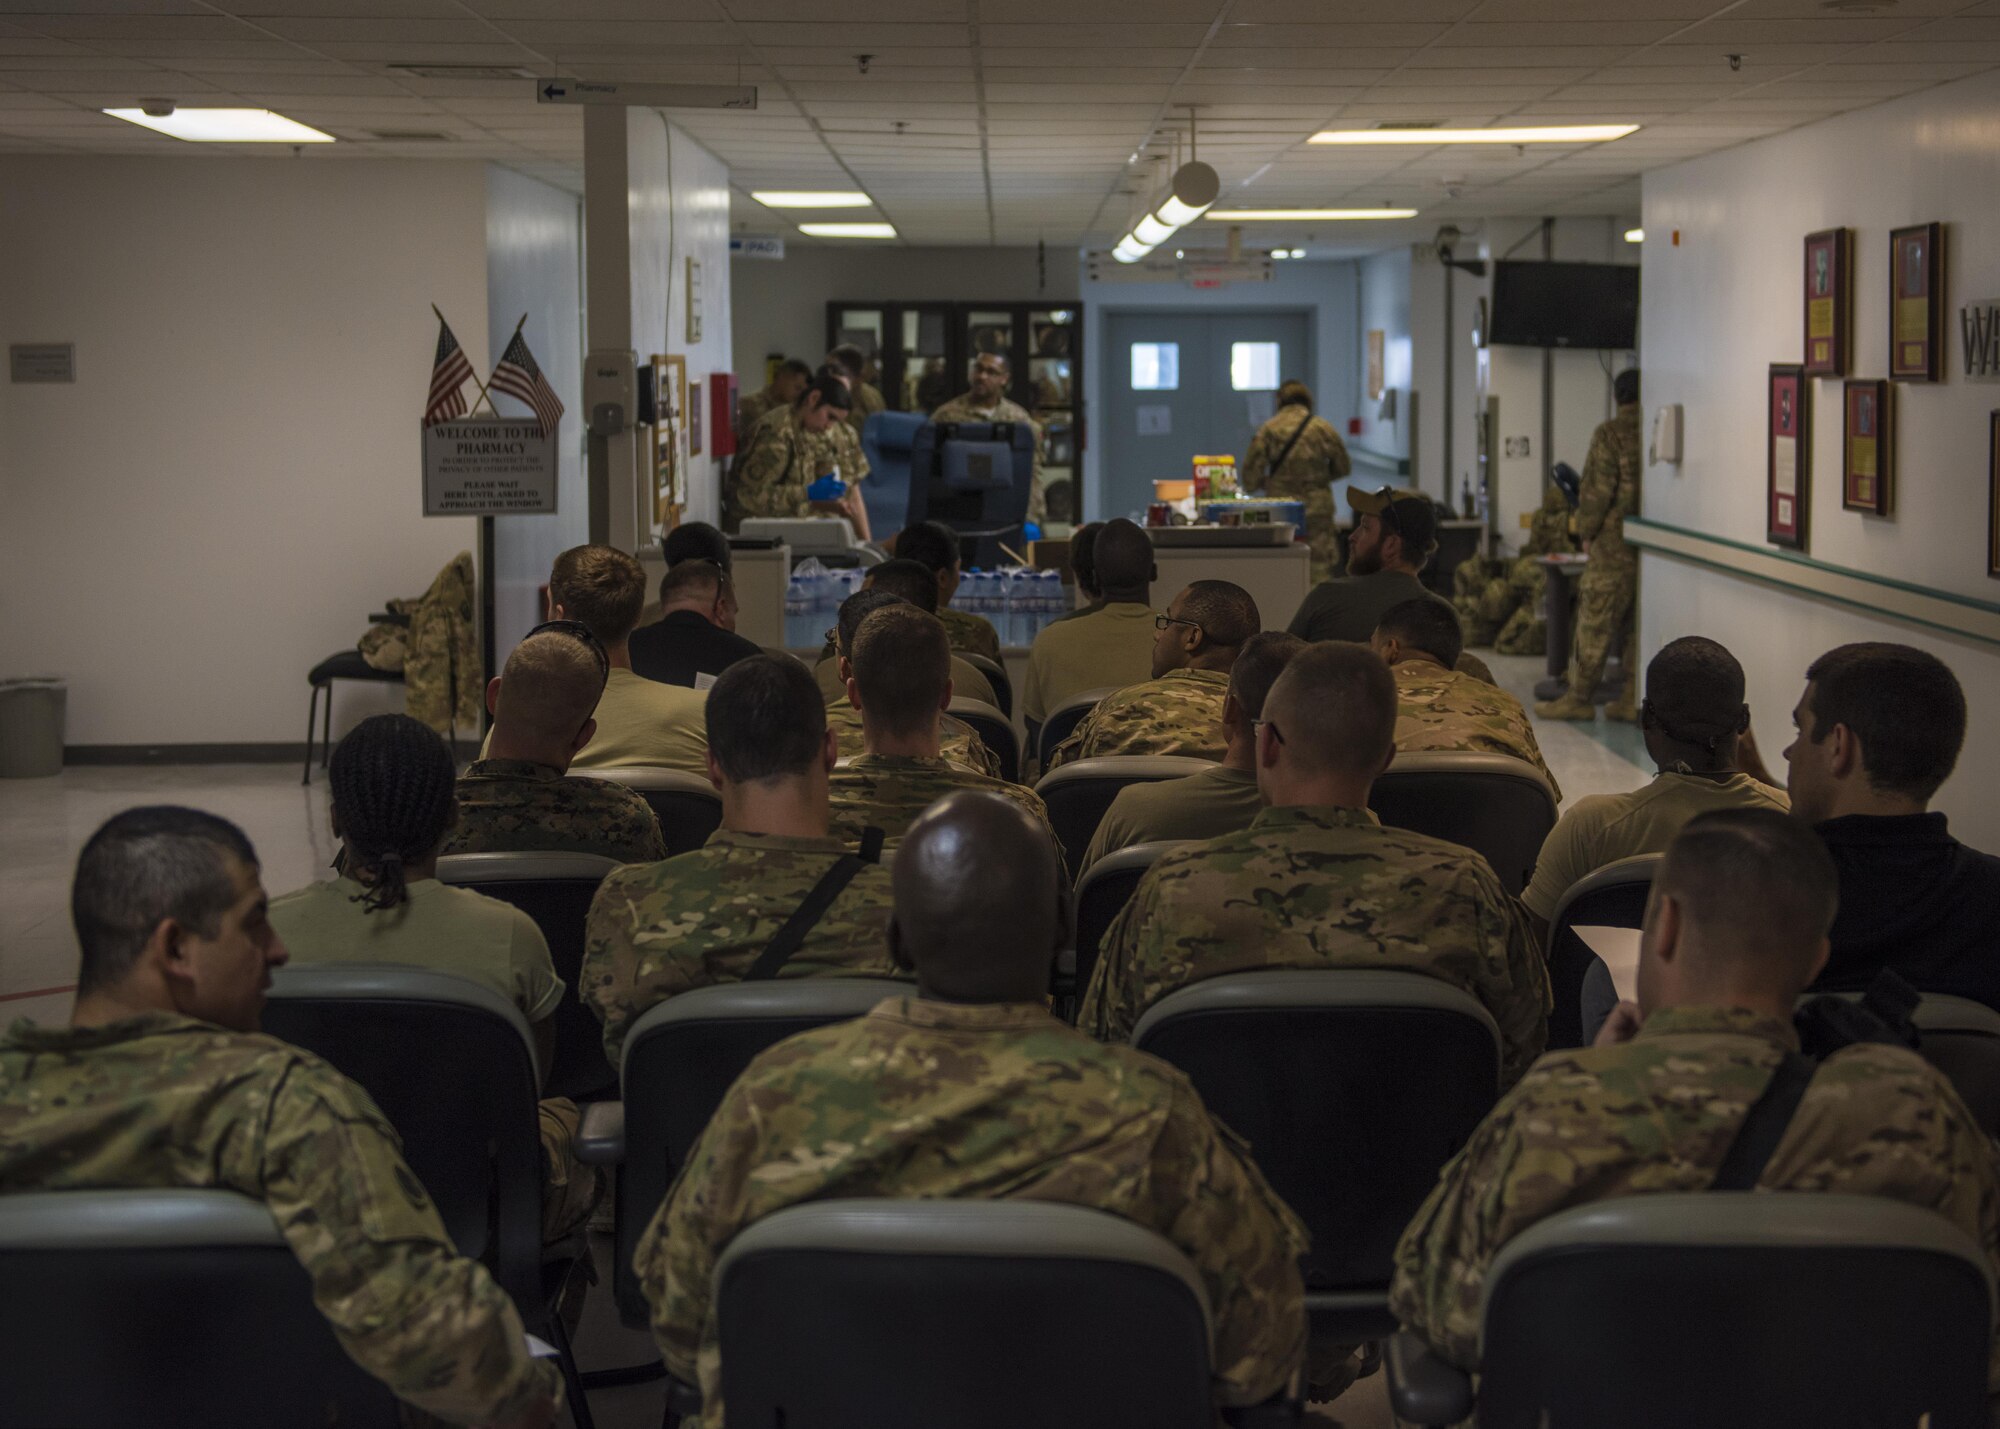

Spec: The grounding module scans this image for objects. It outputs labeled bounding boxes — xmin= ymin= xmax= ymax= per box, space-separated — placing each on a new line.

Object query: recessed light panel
xmin=1311 ymin=125 xmax=1637 ymax=145
xmin=799 ymin=222 xmax=897 ymax=238
xmin=104 ymin=108 xmax=335 ymax=143
xmin=754 ymin=191 xmax=873 ymax=208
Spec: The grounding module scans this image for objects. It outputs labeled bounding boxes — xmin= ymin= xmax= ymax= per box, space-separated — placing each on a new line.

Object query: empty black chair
xmin=0 ymin=1189 xmax=401 ymax=1429
xmin=573 ymin=766 xmax=722 ymax=855
xmin=1037 ymin=686 xmax=1118 ymax=770
xmin=1134 ymin=969 xmax=1501 ymax=1340
xmin=1064 ymin=840 xmax=1190 ymax=1009
xmin=1388 ymin=1195 xmax=1995 ymax=1429
xmin=436 ymin=850 xmax=621 ymax=1102
xmin=706 ymin=1200 xmax=1284 ymax=1429
xmin=1369 ymin=752 xmax=1559 ymax=896
xmin=1035 ymin=755 xmax=1215 ymax=878
xmin=302 ymin=649 xmax=402 ymax=785
xmin=947 ymin=696 xmax=1020 ymax=784
xmin=1545 ymin=853 xmax=1659 ymax=1049
xmin=958 ymin=650 xmax=1013 ymax=718
xmin=588 ymin=977 xmax=913 ymax=1330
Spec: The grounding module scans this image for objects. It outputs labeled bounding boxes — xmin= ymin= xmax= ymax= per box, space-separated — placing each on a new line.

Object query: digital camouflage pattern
xmin=724 ymin=407 xmax=816 ymax=530
xmin=636 ymin=997 xmax=1309 ymax=1427
xmin=930 ymin=391 xmax=1047 ymax=524
xmin=1453 ymin=485 xmax=1575 ymax=655
xmin=1565 ymin=402 xmax=1643 ymax=702
xmin=581 ymin=831 xmax=900 ymax=1061
xmin=1391 ymin=1006 xmax=2000 ymax=1381
xmin=444 ymin=758 xmax=668 ymax=865
xmin=938 ymin=605 xmax=1003 ymax=664
xmin=1045 ymin=667 xmax=1231 ymax=771
xmin=1244 ymin=409 xmax=1354 ymax=584
xmin=1388 ymin=659 xmax=1563 ymax=802
xmin=0 ymin=1013 xmax=559 ymax=1425
xmin=828 ymin=753 xmax=1053 ymax=851
xmin=822 ymin=701 xmax=1003 ymax=781
xmin=1082 ymin=805 xmax=1548 ymax=1083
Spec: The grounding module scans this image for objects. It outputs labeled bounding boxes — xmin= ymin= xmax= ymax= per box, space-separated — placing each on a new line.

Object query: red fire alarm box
xmin=709 ymin=372 xmax=740 ymax=457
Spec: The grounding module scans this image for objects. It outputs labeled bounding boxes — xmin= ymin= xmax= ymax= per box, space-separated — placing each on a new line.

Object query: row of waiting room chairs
xmin=8 ymin=959 xmax=1998 ymax=1428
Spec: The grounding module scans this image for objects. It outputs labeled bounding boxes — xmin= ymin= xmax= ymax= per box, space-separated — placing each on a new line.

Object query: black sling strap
xmin=745 ymin=827 xmax=885 ymax=981
xmin=1266 ymin=410 xmax=1313 ymax=476
xmin=1710 ymin=1051 xmax=1819 ymax=1192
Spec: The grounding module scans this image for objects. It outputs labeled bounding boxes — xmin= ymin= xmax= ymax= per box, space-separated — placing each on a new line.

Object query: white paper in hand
xmin=525 ymin=1333 xmax=560 ymax=1359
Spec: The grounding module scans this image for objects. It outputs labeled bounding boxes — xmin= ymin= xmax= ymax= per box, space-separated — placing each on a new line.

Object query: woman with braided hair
xmin=269 ymin=714 xmax=601 ymax=1248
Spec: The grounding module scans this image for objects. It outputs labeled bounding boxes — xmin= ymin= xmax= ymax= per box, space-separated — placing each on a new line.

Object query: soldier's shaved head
xmin=491 ymin=629 xmax=606 ymax=746
xmin=890 ymin=790 xmax=1066 ymax=1003
xmin=1092 ymin=519 xmax=1156 ymax=601
xmin=1261 ymin=641 xmax=1398 ymax=781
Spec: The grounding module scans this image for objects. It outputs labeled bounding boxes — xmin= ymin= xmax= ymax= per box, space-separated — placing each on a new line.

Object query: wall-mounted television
xmin=1489 ymin=260 xmax=1640 ymax=350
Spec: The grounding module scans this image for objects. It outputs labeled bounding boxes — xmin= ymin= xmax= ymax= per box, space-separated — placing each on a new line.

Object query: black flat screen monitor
xmin=1490 ymin=260 xmax=1640 ymax=350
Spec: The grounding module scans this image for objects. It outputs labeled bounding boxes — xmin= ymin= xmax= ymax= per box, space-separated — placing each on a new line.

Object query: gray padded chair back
xmin=611 ymin=977 xmax=913 ymax=1328
xmin=1368 ymin=751 xmax=1559 ymax=896
xmin=1913 ymin=995 xmax=2000 ymax=1134
xmin=957 ymin=651 xmax=1013 ymax=718
xmin=1134 ymin=969 xmax=1501 ymax=1339
xmin=1035 ymin=755 xmax=1216 ymax=879
xmin=438 ymin=850 xmax=621 ymax=1101
xmin=1067 ymin=840 xmax=1191 ymax=1007
xmin=1545 ymin=853 xmax=1660 ymax=1049
xmin=1037 ymin=686 xmax=1119 ymax=768
xmin=261 ymin=964 xmax=544 ymax=1314
xmin=1473 ymin=1194 xmax=1994 ymax=1429
xmin=573 ymin=766 xmax=722 ymax=855
xmin=0 ymin=1189 xmax=400 ymax=1428
xmin=714 ymin=1200 xmax=1219 ymax=1429
xmin=947 ymin=696 xmax=1020 ymax=784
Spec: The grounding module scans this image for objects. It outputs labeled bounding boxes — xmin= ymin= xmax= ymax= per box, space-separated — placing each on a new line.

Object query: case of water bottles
xmin=784 ymin=557 xmax=1067 ymax=651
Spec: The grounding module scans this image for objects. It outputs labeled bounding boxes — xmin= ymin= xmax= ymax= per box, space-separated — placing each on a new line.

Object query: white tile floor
xmin=0 ymin=654 xmax=1647 ymax=1429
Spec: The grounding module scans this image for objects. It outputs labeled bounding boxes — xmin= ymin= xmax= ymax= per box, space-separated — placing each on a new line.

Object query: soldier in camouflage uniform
xmin=443 ymin=628 xmax=666 ymax=864
xmin=820 ymin=587 xmax=1003 ymax=778
xmin=1452 ymin=482 xmax=1575 ymax=654
xmin=0 ymin=806 xmax=560 ymax=1427
xmin=1045 ymin=580 xmax=1260 ymax=771
xmin=825 ymin=699 xmax=1002 ymax=780
xmin=1392 ymin=808 xmax=2000 ymax=1384
xmin=1243 ymin=381 xmax=1353 ymax=585
xmin=827 ymin=342 xmax=886 ymax=439
xmin=931 ymin=351 xmax=1048 ymax=526
xmin=723 ymin=373 xmax=852 ymax=533
xmin=637 ymin=790 xmax=1309 ymax=1425
xmin=827 ymin=605 xmax=1052 ymax=850
xmin=1540 ymin=369 xmax=1643 ymax=720
xmin=1371 ymin=598 xmax=1562 ymax=801
xmin=582 ymin=657 xmax=901 ymax=1062
xmin=734 ymin=358 xmax=811 ymax=449
xmin=1081 ymin=644 xmax=1547 ymax=1084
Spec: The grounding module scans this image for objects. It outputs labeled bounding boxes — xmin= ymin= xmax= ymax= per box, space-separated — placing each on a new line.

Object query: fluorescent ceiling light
xmin=752 ymin=190 xmax=872 ymax=208
xmin=799 ymin=222 xmax=897 ymax=238
xmin=1624 ymin=227 xmax=1645 ymax=243
xmin=104 ymin=107 xmax=334 ymax=143
xmin=1311 ymin=124 xmax=1638 ymax=145
xmin=1210 ymin=208 xmax=1419 ymax=221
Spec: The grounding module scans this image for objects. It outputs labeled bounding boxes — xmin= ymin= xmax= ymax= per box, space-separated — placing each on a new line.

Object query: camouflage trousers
xmin=1453 ymin=556 xmax=1548 ymax=655
xmin=1296 ymin=486 xmax=1337 ymax=585
xmin=539 ymin=1097 xmax=604 ymax=1246
xmin=1567 ymin=559 xmax=1637 ymax=702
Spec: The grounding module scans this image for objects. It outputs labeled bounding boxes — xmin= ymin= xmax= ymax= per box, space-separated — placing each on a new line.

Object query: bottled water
xmin=784 ymin=572 xmax=812 ymax=649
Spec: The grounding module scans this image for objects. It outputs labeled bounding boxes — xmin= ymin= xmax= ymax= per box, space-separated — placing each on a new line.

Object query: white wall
xmin=1641 ymin=67 xmax=2000 ymax=847
xmin=1354 ymin=248 xmax=1413 ymax=468
xmin=485 ymin=165 xmax=586 ymax=657
xmin=0 ymin=157 xmax=488 ymax=748
xmin=1079 ymin=258 xmax=1360 ymax=516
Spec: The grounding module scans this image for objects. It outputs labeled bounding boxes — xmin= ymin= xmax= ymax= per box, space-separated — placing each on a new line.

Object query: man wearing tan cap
xmin=1287 ymin=486 xmax=1453 ymax=646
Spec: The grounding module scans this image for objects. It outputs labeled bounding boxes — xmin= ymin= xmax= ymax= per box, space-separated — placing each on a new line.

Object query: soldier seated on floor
xmin=0 ymin=806 xmax=560 ymax=1428
xmin=636 ymin=789 xmax=1309 ymax=1424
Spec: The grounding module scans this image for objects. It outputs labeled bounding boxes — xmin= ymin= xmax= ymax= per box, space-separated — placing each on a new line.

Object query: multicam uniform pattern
xmin=822 ymin=702 xmax=1003 ymax=781
xmin=1453 ymin=484 xmax=1575 ymax=655
xmin=580 ymin=831 xmax=900 ymax=1062
xmin=929 ymin=391 xmax=1047 ymax=525
xmin=635 ymin=996 xmax=1309 ymax=1427
xmin=1566 ymin=402 xmax=1643 ymax=702
xmin=1243 ymin=408 xmax=1354 ymax=585
xmin=0 ymin=1013 xmax=559 ymax=1425
xmin=828 ymin=753 xmax=1053 ymax=851
xmin=1081 ymin=805 xmax=1548 ymax=1084
xmin=1388 ymin=660 xmax=1563 ymax=802
xmin=444 ymin=758 xmax=667 ymax=864
xmin=724 ymin=407 xmax=816 ymax=529
xmin=937 ymin=605 xmax=1004 ymax=664
xmin=1044 ymin=668 xmax=1231 ymax=771
xmin=1390 ymin=1006 xmax=2000 ymax=1381
xmin=843 ymin=379 xmax=886 ymax=436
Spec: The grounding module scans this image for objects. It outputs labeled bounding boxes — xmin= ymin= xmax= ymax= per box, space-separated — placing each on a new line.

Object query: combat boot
xmin=1535 ymin=693 xmax=1598 ymax=720
xmin=1605 ymin=695 xmax=1640 ymax=721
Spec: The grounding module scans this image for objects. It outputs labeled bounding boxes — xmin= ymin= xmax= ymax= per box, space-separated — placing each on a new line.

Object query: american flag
xmin=490 ymin=329 xmax=566 ymax=436
xmin=424 ymin=317 xmax=474 ymax=426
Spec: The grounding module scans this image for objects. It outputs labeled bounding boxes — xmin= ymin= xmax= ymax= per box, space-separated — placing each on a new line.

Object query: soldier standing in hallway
xmin=827 ymin=343 xmax=885 ymax=437
xmin=1539 ymin=367 xmax=1642 ymax=721
xmin=1243 ymin=380 xmax=1352 ymax=585
xmin=735 ymin=358 xmax=812 ymax=450
xmin=931 ymin=351 xmax=1047 ymax=526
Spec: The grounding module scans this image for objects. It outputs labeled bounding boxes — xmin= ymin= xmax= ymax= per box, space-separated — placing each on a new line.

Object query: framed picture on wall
xmin=1768 ymin=363 xmax=1810 ymax=550
xmin=688 ymin=380 xmax=703 ymax=455
xmin=1889 ymin=222 xmax=1944 ymax=382
xmin=1989 ymin=413 xmax=2000 ymax=578
xmin=1803 ymin=228 xmax=1850 ymax=376
xmin=1841 ymin=379 xmax=1892 ymax=515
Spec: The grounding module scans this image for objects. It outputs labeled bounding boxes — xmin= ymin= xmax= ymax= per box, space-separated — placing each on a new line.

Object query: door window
xmin=1130 ymin=342 xmax=1180 ymax=391
xmin=1230 ymin=341 xmax=1280 ymax=391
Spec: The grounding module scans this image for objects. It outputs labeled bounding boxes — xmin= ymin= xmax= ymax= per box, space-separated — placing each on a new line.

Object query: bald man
xmin=1082 ymin=642 xmax=1547 ymax=1085
xmin=1045 ymin=579 xmax=1260 ymax=770
xmin=446 ymin=626 xmax=667 ymax=864
xmin=1022 ymin=518 xmax=1159 ymax=732
xmin=1393 ymin=808 xmax=2000 ymax=1383
xmin=638 ymin=791 xmax=1310 ymax=1423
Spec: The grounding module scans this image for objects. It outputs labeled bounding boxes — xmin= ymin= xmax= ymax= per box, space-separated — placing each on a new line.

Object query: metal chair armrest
xmin=573 ymin=1100 xmax=625 ymax=1165
xmin=1386 ymin=1331 xmax=1475 ymax=1427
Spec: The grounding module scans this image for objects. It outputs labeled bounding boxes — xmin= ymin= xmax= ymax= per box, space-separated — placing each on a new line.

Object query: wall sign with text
xmin=421 ymin=419 xmax=557 ymax=516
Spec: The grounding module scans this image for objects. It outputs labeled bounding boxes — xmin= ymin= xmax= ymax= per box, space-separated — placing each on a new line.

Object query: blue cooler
xmin=1200 ymin=498 xmax=1306 ymax=529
